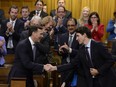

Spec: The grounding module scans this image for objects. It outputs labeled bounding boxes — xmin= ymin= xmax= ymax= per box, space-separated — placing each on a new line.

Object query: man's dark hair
xmin=8 ymin=5 xmax=19 ymax=14
xmin=34 ymin=0 xmax=44 ymax=6
xmin=28 ymin=25 xmax=43 ymax=36
xmin=75 ymin=26 xmax=92 ymax=38
xmin=20 ymin=6 xmax=30 ymax=13
xmin=67 ymin=17 xmax=77 ymax=25
xmin=57 ymin=6 xmax=66 ymax=12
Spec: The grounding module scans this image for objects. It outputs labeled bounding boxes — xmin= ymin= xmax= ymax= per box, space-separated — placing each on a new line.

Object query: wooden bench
xmin=0 ymin=66 xmax=11 ymax=84
xmin=0 ymin=84 xmax=9 ymax=87
xmin=10 ymin=78 xmax=26 ymax=87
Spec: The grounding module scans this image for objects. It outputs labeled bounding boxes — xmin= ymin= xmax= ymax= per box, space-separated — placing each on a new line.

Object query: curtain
xmin=0 ymin=0 xmax=116 ymax=41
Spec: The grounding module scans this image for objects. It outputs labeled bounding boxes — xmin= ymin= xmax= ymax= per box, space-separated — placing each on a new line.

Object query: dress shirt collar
xmin=29 ymin=37 xmax=35 ymax=46
xmin=10 ymin=18 xmax=17 ymax=23
xmin=10 ymin=18 xmax=17 ymax=28
xmin=85 ymin=39 xmax=92 ymax=48
xmin=69 ymin=32 xmax=75 ymax=37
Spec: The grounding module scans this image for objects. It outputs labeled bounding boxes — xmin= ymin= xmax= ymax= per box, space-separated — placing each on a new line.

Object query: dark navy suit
xmin=8 ymin=38 xmax=44 ymax=87
xmin=57 ymin=40 xmax=116 ymax=87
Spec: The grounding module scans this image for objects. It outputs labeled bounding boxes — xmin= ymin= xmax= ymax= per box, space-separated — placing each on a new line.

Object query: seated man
xmin=50 ymin=0 xmax=72 ymax=19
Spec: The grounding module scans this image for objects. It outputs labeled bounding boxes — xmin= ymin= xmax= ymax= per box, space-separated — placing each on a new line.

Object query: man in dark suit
xmin=50 ymin=0 xmax=72 ymax=19
xmin=49 ymin=26 xmax=116 ymax=87
xmin=0 ymin=9 xmax=5 ymax=25
xmin=53 ymin=6 xmax=68 ymax=51
xmin=29 ymin=0 xmax=48 ymax=19
xmin=8 ymin=26 xmax=51 ymax=87
xmin=20 ymin=16 xmax=55 ymax=64
xmin=0 ymin=5 xmax=24 ymax=54
xmin=58 ymin=18 xmax=79 ymax=83
xmin=19 ymin=6 xmax=31 ymax=30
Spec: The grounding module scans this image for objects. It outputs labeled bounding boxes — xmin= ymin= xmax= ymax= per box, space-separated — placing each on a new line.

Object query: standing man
xmin=58 ymin=18 xmax=79 ymax=83
xmin=29 ymin=0 xmax=48 ymax=19
xmin=50 ymin=0 xmax=72 ymax=19
xmin=0 ymin=5 xmax=24 ymax=54
xmin=50 ymin=26 xmax=116 ymax=87
xmin=8 ymin=26 xmax=50 ymax=87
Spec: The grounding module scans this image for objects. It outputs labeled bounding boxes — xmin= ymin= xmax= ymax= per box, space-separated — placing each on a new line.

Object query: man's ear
xmin=83 ymin=33 xmax=87 ymax=37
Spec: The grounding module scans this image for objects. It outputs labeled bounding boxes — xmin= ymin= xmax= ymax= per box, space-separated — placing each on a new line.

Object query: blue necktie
xmin=71 ymin=73 xmax=78 ymax=87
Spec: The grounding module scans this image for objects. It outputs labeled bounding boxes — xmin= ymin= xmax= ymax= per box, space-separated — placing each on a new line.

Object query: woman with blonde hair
xmin=77 ymin=6 xmax=90 ymax=27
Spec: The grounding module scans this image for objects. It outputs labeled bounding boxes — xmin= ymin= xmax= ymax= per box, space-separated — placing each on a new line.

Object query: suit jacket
xmin=8 ymin=38 xmax=44 ymax=87
xmin=57 ymin=40 xmax=116 ymax=87
xmin=50 ymin=9 xmax=72 ymax=19
xmin=53 ymin=17 xmax=68 ymax=50
xmin=20 ymin=30 xmax=50 ymax=64
xmin=112 ymin=40 xmax=116 ymax=55
xmin=0 ymin=19 xmax=24 ymax=53
xmin=19 ymin=17 xmax=31 ymax=23
xmin=106 ymin=19 xmax=116 ymax=40
xmin=29 ymin=10 xmax=48 ymax=19
xmin=59 ymin=32 xmax=79 ymax=64
xmin=0 ymin=9 xmax=5 ymax=22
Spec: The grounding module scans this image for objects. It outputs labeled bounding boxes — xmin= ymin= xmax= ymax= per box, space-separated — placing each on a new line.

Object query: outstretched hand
xmin=44 ymin=64 xmax=57 ymax=72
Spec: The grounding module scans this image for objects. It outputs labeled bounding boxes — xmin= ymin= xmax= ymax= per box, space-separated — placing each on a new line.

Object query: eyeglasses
xmin=57 ymin=11 xmax=65 ymax=13
xmin=67 ymin=25 xmax=75 ymax=27
xmin=91 ymin=17 xmax=97 ymax=18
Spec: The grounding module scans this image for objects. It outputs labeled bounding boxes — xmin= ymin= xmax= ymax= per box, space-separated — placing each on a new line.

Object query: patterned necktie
xmin=68 ymin=35 xmax=73 ymax=47
xmin=67 ymin=35 xmax=73 ymax=63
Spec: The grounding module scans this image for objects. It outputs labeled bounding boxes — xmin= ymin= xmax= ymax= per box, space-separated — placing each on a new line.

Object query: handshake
xmin=43 ymin=64 xmax=57 ymax=72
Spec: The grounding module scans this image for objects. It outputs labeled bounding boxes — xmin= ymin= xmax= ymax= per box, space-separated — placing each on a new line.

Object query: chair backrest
xmin=33 ymin=75 xmax=46 ymax=87
xmin=4 ymin=54 xmax=15 ymax=64
xmin=0 ymin=84 xmax=9 ymax=87
xmin=0 ymin=67 xmax=11 ymax=84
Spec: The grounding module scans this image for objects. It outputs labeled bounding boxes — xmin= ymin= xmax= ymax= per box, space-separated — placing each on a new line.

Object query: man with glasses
xmin=53 ymin=6 xmax=68 ymax=51
xmin=58 ymin=18 xmax=79 ymax=85
xmin=50 ymin=0 xmax=72 ymax=19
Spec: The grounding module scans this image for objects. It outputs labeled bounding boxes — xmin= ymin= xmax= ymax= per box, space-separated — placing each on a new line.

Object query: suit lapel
xmin=90 ymin=40 xmax=95 ymax=65
xmin=26 ymin=39 xmax=33 ymax=61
